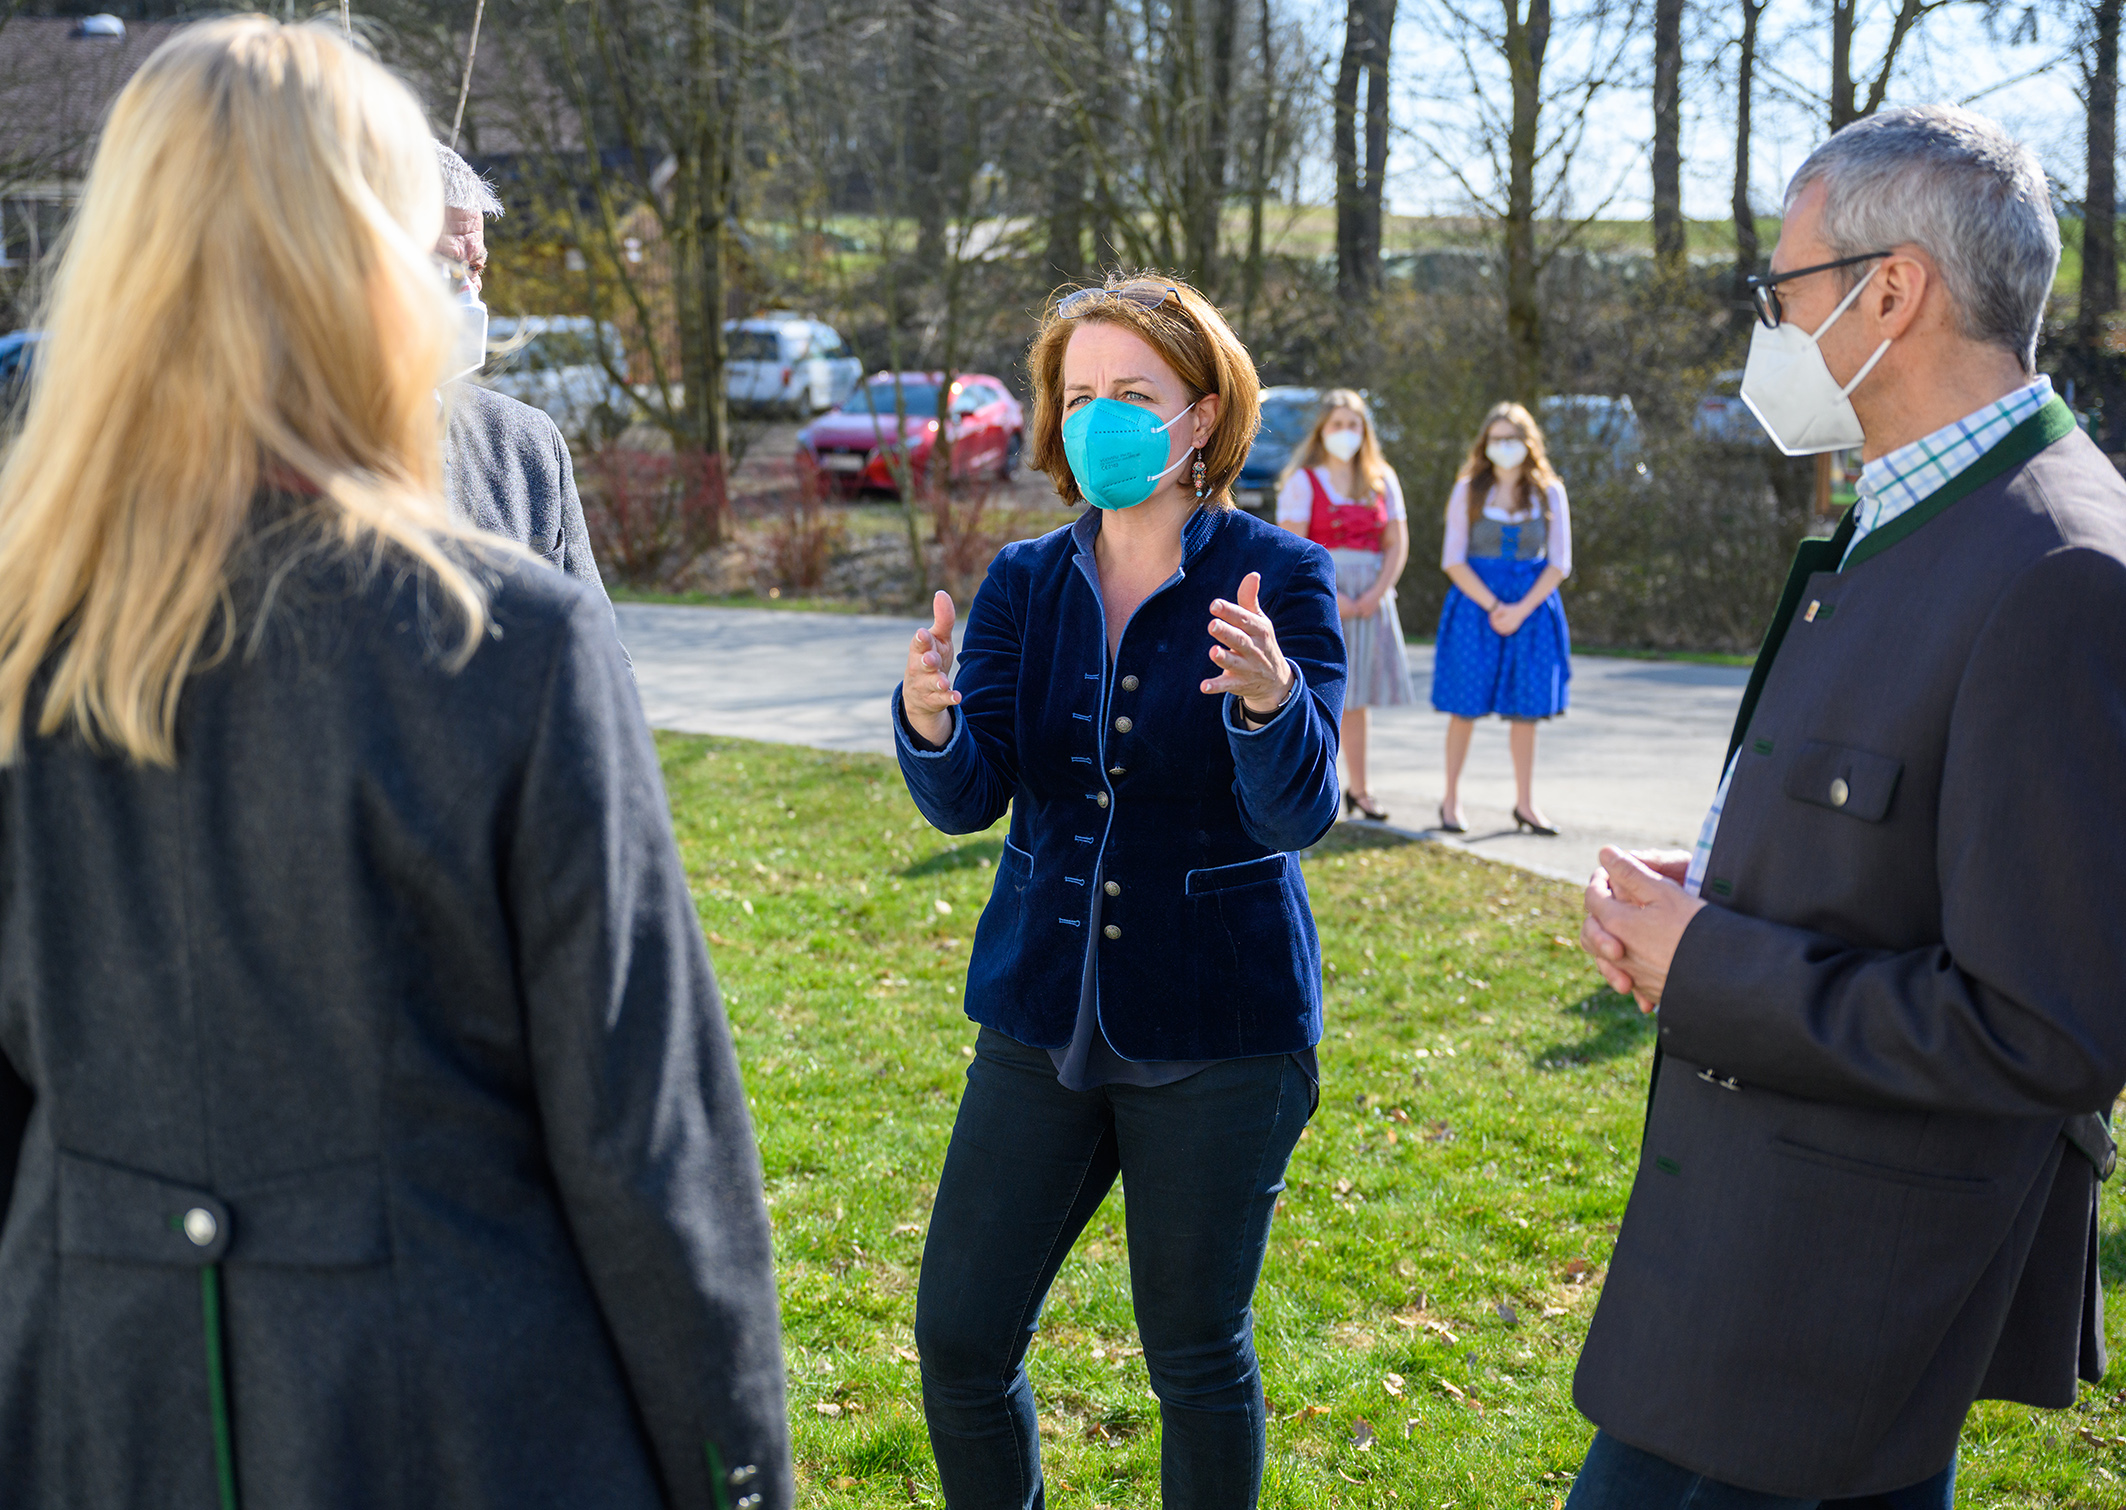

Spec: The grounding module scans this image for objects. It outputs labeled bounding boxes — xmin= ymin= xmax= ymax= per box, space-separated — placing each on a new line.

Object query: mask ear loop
xmin=1142 ymin=399 xmax=1201 ymax=487
xmin=1808 ymin=264 xmax=1892 ymax=400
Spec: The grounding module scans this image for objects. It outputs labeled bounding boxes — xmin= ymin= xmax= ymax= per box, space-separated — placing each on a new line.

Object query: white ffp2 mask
xmin=447 ymin=284 xmax=488 ymax=383
xmin=1485 ymin=438 xmax=1528 ymax=470
xmin=1739 ymin=266 xmax=1890 ymax=455
xmin=1322 ymin=429 xmax=1363 ymax=461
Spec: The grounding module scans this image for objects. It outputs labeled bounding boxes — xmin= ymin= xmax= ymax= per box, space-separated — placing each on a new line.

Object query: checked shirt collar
xmin=1842 ymin=375 xmax=2053 ymax=567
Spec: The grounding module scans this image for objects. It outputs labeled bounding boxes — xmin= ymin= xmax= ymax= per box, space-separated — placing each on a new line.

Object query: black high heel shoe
xmin=1512 ymin=806 xmax=1559 ymax=837
xmin=1345 ymin=790 xmax=1390 ymax=822
xmin=1436 ymin=802 xmax=1466 ymax=834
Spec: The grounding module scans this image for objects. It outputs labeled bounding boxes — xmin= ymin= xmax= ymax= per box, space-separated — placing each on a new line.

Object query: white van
xmin=480 ymin=317 xmax=633 ymax=437
xmin=724 ymin=314 xmax=862 ymax=415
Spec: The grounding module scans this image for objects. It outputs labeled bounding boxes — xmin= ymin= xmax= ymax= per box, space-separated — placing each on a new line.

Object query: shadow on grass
xmin=825 ymin=1416 xmax=928 ymax=1479
xmin=1305 ymin=824 xmax=1421 ymax=858
xmin=2100 ymin=1219 xmax=2126 ymax=1289
xmin=1530 ymin=988 xmax=1657 ymax=1069
xmin=901 ymin=839 xmax=1005 ymax=877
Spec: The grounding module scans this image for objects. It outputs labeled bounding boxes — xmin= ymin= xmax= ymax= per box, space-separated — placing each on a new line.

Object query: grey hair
xmin=1786 ymin=105 xmax=2058 ymax=372
xmin=433 ymin=142 xmax=504 ymax=219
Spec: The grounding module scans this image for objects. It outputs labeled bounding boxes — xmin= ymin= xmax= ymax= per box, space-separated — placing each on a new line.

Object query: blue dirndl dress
xmin=1432 ymin=514 xmax=1571 ymax=719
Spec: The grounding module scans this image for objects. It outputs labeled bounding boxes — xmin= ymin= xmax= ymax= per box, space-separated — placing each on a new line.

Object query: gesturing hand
xmin=1581 ymin=847 xmax=1703 ymax=1013
xmin=903 ymin=590 xmax=960 ymax=747
xmin=1201 ymin=572 xmax=1294 ymax=722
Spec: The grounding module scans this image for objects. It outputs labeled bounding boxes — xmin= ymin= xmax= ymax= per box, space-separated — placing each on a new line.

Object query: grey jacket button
xmin=1121 ymin=675 xmax=1140 ymax=692
xmin=1113 ymin=716 xmax=1133 ymax=733
xmin=1104 ymin=880 xmax=1121 ymax=896
xmin=1828 ymin=777 xmax=1850 ymax=808
xmin=1103 ymin=924 xmax=1121 ymax=940
xmin=1095 ymin=792 xmax=1110 ymax=809
xmin=183 ymin=1208 xmax=218 ymax=1247
xmin=728 ymin=1465 xmax=758 ymax=1486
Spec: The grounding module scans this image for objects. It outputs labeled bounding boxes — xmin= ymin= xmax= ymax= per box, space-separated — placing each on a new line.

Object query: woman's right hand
xmin=904 ymin=590 xmax=961 ymax=746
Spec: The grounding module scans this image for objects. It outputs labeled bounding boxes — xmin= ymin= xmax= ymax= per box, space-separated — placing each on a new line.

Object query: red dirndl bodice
xmin=1305 ymin=468 xmax=1388 ymax=552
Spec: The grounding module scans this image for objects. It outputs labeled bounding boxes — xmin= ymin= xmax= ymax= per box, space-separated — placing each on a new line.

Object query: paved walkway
xmin=618 ymin=603 xmax=1748 ymax=885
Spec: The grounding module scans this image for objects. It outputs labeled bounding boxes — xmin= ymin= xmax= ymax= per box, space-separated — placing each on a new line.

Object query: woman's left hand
xmin=1489 ymin=601 xmax=1528 ymax=636
xmin=1202 ymin=572 xmax=1293 ymax=718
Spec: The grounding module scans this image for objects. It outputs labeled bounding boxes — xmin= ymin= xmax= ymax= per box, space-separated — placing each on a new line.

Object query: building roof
xmin=0 ymin=17 xmax=184 ymax=191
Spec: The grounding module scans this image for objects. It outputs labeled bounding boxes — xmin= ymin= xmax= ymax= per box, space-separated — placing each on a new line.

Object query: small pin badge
xmin=1804 ymin=599 xmax=1821 ymax=622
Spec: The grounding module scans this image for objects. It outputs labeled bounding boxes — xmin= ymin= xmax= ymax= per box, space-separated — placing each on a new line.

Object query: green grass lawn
xmin=658 ymin=731 xmax=2126 ymax=1508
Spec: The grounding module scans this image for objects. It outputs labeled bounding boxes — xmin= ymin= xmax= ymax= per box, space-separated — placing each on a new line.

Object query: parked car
xmin=725 ymin=314 xmax=862 ymax=415
xmin=1693 ymin=370 xmax=1768 ymax=446
xmin=797 ymin=371 xmax=1024 ymax=497
xmin=1538 ymin=393 xmax=1647 ymax=482
xmin=1234 ymin=385 xmax=1322 ymax=509
xmin=0 ymin=330 xmax=41 ymax=418
xmin=480 ymin=316 xmax=634 ymax=437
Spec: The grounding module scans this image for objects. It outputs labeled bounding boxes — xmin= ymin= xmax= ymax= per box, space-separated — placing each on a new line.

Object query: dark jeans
xmin=1566 ymin=1431 xmax=1955 ymax=1510
xmin=913 ymin=1028 xmax=1315 ymax=1510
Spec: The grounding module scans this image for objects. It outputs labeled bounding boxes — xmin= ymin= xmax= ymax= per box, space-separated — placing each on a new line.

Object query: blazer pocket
xmin=1770 ymin=1136 xmax=1992 ymax=1194
xmin=1184 ymin=854 xmax=1287 ymax=895
xmin=1782 ymin=740 xmax=1902 ymax=822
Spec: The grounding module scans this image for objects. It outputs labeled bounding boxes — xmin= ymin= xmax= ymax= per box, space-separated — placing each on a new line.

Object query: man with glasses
xmin=1568 ymin=105 xmax=2126 ymax=1507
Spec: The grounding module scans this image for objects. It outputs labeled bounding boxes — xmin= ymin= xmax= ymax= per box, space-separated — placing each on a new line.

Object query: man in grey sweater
xmin=434 ymin=143 xmax=621 ymax=649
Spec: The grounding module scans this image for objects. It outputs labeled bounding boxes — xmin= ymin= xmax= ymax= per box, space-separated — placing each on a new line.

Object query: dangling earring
xmin=1192 ymin=451 xmax=1207 ymax=500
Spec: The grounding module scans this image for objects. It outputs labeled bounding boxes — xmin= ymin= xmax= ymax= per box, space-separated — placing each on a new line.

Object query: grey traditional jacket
xmin=445 ymin=381 xmax=624 ymax=652
xmin=0 ymin=516 xmax=787 ymax=1508
xmin=1575 ymin=404 xmax=2126 ymax=1497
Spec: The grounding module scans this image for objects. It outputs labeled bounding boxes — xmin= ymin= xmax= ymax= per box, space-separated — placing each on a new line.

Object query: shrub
xmin=580 ymin=444 xmax=729 ymax=588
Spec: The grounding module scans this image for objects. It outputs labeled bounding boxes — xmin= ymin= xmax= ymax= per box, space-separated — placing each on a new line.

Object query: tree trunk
xmin=1504 ymin=0 xmax=1549 ymax=401
xmin=1188 ymin=0 xmax=1239 ymax=292
xmin=1731 ymin=0 xmax=1763 ymax=325
xmin=907 ymin=0 xmax=946 ymax=267
xmin=1241 ymin=0 xmax=1274 ymax=329
xmin=1045 ymin=0 xmax=1091 ymax=286
xmin=2083 ymin=0 xmax=2121 ymax=343
xmin=1335 ymin=0 xmax=1394 ymax=303
xmin=1651 ymin=0 xmax=1685 ymax=273
xmin=1829 ymin=0 xmax=1857 ymax=129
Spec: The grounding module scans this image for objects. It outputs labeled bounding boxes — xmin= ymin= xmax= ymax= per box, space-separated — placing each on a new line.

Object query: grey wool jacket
xmin=444 ymin=381 xmax=626 ymax=656
xmin=0 ymin=513 xmax=788 ymax=1508
xmin=1575 ymin=405 xmax=2126 ymax=1497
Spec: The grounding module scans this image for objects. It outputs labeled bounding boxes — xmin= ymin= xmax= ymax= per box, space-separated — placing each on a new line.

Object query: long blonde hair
xmin=1281 ymin=387 xmax=1388 ymax=502
xmin=1455 ymin=401 xmax=1561 ymax=524
xmin=0 ymin=18 xmax=484 ymax=766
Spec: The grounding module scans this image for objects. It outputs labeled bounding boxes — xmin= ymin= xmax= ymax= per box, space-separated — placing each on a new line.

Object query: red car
xmin=798 ymin=371 xmax=1025 ymax=497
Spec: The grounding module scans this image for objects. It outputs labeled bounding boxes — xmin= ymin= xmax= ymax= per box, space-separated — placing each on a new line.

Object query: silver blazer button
xmin=1828 ymin=777 xmax=1850 ymax=808
xmin=183 ymin=1208 xmax=218 ymax=1247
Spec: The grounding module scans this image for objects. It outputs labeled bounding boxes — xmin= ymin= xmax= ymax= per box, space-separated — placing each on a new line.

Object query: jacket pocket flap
xmin=1782 ymin=740 xmax=1902 ymax=822
xmin=1185 ymin=854 xmax=1286 ymax=895
xmin=58 ymin=1150 xmax=388 ymax=1268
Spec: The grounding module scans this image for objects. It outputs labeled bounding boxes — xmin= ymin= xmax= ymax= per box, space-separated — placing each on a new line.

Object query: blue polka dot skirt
xmin=1431 ymin=555 xmax=1571 ymax=720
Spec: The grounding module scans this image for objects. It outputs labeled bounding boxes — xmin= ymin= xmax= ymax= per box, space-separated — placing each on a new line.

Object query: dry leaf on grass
xmin=1350 ymin=1418 xmax=1375 ymax=1451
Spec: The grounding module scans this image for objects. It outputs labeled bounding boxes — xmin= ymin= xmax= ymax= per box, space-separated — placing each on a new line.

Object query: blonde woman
xmin=0 ymin=21 xmax=788 ymax=1507
xmin=1276 ymin=388 xmax=1413 ymax=820
xmin=1433 ymin=402 xmax=1573 ymax=835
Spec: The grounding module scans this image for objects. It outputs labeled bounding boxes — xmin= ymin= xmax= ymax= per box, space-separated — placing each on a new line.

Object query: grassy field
xmin=659 ymin=731 xmax=2126 ymax=1508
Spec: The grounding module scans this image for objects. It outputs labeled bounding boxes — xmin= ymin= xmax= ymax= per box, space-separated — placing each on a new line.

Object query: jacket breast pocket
xmin=1184 ymin=854 xmax=1287 ymax=895
xmin=1782 ymin=740 xmax=1902 ymax=822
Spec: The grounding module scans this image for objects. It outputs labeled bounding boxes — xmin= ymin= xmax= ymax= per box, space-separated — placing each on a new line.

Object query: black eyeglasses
xmin=1056 ymin=283 xmax=1177 ymax=319
xmin=1744 ymin=251 xmax=1892 ymax=330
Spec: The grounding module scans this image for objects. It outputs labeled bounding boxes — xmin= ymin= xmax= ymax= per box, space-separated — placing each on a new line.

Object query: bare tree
xmin=1651 ymin=0 xmax=1685 ymax=273
xmin=1826 ymin=0 xmax=1955 ymax=129
xmin=2083 ymin=0 xmax=2121 ymax=341
xmin=1730 ymin=0 xmax=1766 ymax=322
xmin=1335 ymin=0 xmax=1397 ymax=303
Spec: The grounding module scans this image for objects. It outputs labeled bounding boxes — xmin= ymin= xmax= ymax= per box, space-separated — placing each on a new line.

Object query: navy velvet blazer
xmin=895 ymin=505 xmax=1346 ymax=1061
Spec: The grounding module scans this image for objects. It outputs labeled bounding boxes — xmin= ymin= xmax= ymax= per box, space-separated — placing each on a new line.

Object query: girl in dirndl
xmin=1276 ymin=388 xmax=1414 ymax=821
xmin=1433 ymin=401 xmax=1572 ymax=836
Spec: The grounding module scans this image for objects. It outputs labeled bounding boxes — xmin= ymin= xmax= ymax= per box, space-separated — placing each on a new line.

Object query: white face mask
xmin=1739 ymin=265 xmax=1891 ymax=455
xmin=1485 ymin=437 xmax=1528 ymax=470
xmin=1322 ymin=429 xmax=1363 ymax=461
xmin=447 ymin=282 xmax=488 ymax=383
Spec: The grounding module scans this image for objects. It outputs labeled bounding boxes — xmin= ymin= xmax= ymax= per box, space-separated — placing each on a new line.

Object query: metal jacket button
xmin=1113 ymin=716 xmax=1133 ymax=733
xmin=1120 ymin=675 xmax=1140 ymax=692
xmin=1828 ymin=777 xmax=1850 ymax=808
xmin=1103 ymin=924 xmax=1121 ymax=940
xmin=1095 ymin=792 xmax=1109 ymax=808
xmin=183 ymin=1208 xmax=218 ymax=1247
xmin=1104 ymin=881 xmax=1121 ymax=896
xmin=1108 ymin=766 xmax=1126 ymax=777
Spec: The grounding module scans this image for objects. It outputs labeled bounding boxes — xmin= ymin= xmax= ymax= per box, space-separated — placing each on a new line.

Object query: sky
xmin=1362 ymin=0 xmax=2089 ymax=223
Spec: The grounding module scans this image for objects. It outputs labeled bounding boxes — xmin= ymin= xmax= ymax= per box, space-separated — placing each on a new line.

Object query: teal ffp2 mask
xmin=1062 ymin=397 xmax=1198 ymax=510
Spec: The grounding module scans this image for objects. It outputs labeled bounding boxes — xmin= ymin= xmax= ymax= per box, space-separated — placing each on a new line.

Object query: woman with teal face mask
xmin=889 ymin=275 xmax=1347 ymax=1510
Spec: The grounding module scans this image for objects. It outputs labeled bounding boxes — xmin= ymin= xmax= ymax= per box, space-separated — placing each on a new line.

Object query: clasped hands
xmin=902 ymin=573 xmax=1295 ymax=746
xmin=1487 ymin=598 xmax=1532 ymax=636
xmin=1580 ymin=848 xmax=1706 ymax=1014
